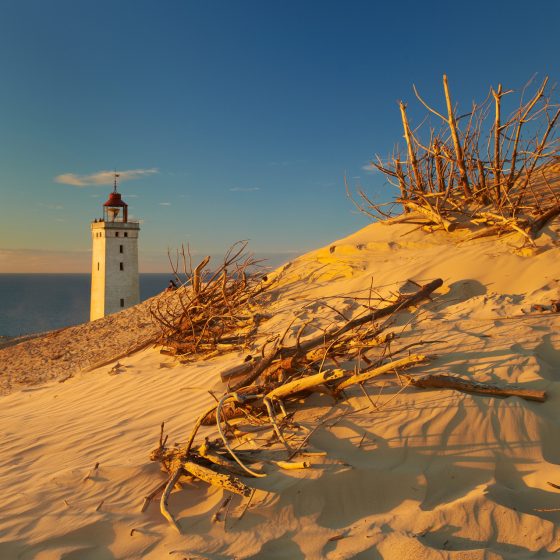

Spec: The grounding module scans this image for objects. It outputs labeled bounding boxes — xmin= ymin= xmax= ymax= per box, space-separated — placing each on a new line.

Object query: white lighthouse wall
xmin=90 ymin=222 xmax=140 ymax=321
xmin=90 ymin=229 xmax=106 ymax=320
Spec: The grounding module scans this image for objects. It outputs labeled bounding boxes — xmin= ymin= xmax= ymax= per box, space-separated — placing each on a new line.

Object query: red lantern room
xmin=103 ymin=173 xmax=128 ymax=222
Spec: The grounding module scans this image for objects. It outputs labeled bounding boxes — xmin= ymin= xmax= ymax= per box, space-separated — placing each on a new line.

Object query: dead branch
xmin=147 ymin=267 xmax=546 ymax=533
xmin=352 ymin=75 xmax=560 ymax=244
xmin=266 ymin=369 xmax=347 ymax=401
xmin=160 ymin=468 xmax=182 ymax=533
xmin=150 ymin=242 xmax=271 ymax=360
xmin=443 ymin=75 xmax=471 ymax=197
xmin=335 ymin=354 xmax=428 ymax=392
xmin=406 ymin=374 xmax=546 ymax=402
xmin=183 ymin=460 xmax=253 ymax=496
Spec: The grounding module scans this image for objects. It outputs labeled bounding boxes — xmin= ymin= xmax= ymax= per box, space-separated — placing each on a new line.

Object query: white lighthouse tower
xmin=90 ymin=174 xmax=140 ymax=321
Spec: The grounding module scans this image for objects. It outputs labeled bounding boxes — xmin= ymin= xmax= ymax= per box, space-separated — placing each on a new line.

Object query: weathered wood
xmin=335 ymin=354 xmax=428 ymax=392
xmin=400 ymin=101 xmax=424 ymax=192
xmin=433 ymin=141 xmax=446 ymax=193
xmin=274 ymin=460 xmax=310 ymax=470
xmin=279 ymin=279 xmax=443 ymax=360
xmin=492 ymin=84 xmax=503 ymax=202
xmin=476 ymin=159 xmax=488 ymax=202
xmin=141 ymin=479 xmax=168 ymax=513
xmin=185 ymin=402 xmax=219 ymax=457
xmin=192 ymin=256 xmax=211 ymax=295
xmin=379 ymin=211 xmax=427 ymax=225
xmin=443 ymin=74 xmax=471 ymax=197
xmin=266 ymin=369 xmax=347 ymax=401
xmin=505 ymin=78 xmax=548 ymax=194
xmin=215 ymin=393 xmax=268 ymax=478
xmin=475 ymin=212 xmax=533 ymax=245
xmin=198 ymin=441 xmax=248 ymax=476
xmin=261 ymin=357 xmax=296 ymax=383
xmin=530 ymin=203 xmax=560 ymax=236
xmin=183 ymin=460 xmax=253 ymax=497
xmin=403 ymin=200 xmax=456 ymax=232
xmin=466 ymin=224 xmax=504 ymax=241
xmin=215 ymin=278 xmax=443 ymax=390
xmin=263 ymin=397 xmax=292 ymax=453
xmin=407 ymin=374 xmax=546 ymax=402
xmin=200 ymin=400 xmax=260 ymax=426
xmin=160 ymin=468 xmax=182 ymax=533
xmin=229 ymin=344 xmax=280 ymax=391
xmin=395 ymin=159 xmax=409 ymax=208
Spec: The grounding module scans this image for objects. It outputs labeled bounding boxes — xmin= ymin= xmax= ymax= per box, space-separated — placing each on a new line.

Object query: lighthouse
xmin=90 ymin=174 xmax=140 ymax=321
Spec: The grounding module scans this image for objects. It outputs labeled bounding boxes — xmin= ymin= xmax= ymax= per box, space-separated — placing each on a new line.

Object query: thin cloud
xmin=159 ymin=202 xmax=171 ymax=206
xmin=361 ymin=163 xmax=379 ymax=173
xmin=55 ymin=168 xmax=158 ymax=187
xmin=229 ymin=187 xmax=260 ymax=192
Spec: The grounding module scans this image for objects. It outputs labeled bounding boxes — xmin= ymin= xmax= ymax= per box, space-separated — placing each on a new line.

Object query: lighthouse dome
xmin=103 ymin=191 xmax=127 ymax=208
xmin=102 ymin=173 xmax=129 ymax=223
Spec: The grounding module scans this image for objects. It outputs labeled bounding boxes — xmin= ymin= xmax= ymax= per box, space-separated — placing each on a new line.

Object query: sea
xmin=0 ymin=273 xmax=172 ymax=338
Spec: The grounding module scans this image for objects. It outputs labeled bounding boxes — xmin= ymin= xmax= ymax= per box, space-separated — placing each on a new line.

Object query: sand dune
xmin=1 ymin=217 xmax=560 ymax=559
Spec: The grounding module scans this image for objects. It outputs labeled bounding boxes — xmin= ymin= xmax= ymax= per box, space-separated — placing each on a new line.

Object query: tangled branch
xmin=352 ymin=75 xmax=560 ymax=243
xmin=149 ymin=241 xmax=270 ymax=359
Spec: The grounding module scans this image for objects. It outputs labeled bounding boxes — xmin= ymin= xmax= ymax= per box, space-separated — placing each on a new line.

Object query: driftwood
xmin=151 ymin=267 xmax=560 ymax=535
xmin=141 ymin=479 xmax=168 ymax=513
xmin=274 ymin=460 xmax=310 ymax=470
xmin=160 ymin=469 xmax=182 ymax=533
xmin=406 ymin=374 xmax=547 ymax=402
xmin=198 ymin=441 xmax=250 ymax=476
xmin=336 ymin=354 xmax=427 ymax=392
xmin=403 ymin=200 xmax=456 ymax=232
xmin=282 ymin=278 xmax=443 ymax=359
xmin=229 ymin=343 xmax=280 ymax=391
xmin=265 ymin=369 xmax=347 ymax=401
xmin=183 ymin=460 xmax=253 ymax=497
xmin=530 ymin=203 xmax=560 ymax=237
xmin=220 ymin=278 xmax=443 ymax=387
xmin=148 ymin=264 xmax=550 ymax=533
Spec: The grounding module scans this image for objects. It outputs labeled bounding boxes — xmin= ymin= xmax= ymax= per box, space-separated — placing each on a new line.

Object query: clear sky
xmin=0 ymin=0 xmax=558 ymax=272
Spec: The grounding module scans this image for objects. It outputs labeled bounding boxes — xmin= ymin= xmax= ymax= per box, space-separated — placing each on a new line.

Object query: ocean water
xmin=0 ymin=273 xmax=172 ymax=337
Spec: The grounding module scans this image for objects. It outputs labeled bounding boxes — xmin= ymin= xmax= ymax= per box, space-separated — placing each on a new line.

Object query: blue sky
xmin=0 ymin=0 xmax=558 ymax=271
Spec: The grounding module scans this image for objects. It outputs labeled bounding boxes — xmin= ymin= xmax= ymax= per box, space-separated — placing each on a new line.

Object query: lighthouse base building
xmin=90 ymin=178 xmax=140 ymax=321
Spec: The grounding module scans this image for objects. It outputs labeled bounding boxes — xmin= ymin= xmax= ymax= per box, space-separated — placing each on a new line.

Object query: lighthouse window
xmin=120 ymin=298 xmax=124 ymax=307
xmin=116 ymin=232 xmax=119 ymax=237
xmin=97 ymin=262 xmax=100 ymax=271
xmin=124 ymin=232 xmax=128 ymax=237
xmin=119 ymin=244 xmax=123 ymax=253
xmin=120 ymin=262 xmax=124 ymax=271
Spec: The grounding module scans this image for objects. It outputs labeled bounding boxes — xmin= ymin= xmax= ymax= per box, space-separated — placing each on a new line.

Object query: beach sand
xmin=1 ymin=216 xmax=560 ymax=559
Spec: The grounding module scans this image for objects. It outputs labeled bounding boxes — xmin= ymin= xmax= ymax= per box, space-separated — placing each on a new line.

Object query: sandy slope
xmin=1 ymin=219 xmax=560 ymax=559
xmin=0 ymin=296 xmax=159 ymax=395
